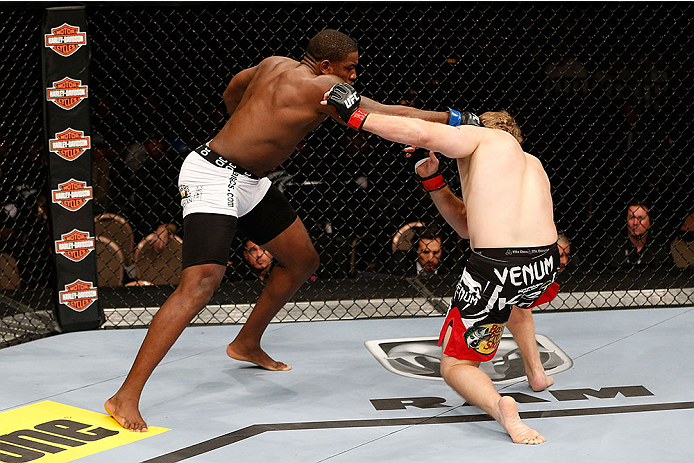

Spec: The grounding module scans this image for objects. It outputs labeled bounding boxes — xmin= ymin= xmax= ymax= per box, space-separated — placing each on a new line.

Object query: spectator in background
xmin=671 ymin=212 xmax=694 ymax=268
xmin=602 ymin=200 xmax=671 ymax=269
xmin=557 ymin=233 xmax=571 ymax=273
xmin=145 ymin=223 xmax=179 ymax=252
xmin=555 ymin=232 xmax=585 ymax=283
xmin=238 ymin=239 xmax=275 ymax=281
xmin=413 ymin=228 xmax=444 ymax=277
xmin=556 ymin=232 xmax=584 ymax=273
xmin=389 ymin=225 xmax=447 ymax=277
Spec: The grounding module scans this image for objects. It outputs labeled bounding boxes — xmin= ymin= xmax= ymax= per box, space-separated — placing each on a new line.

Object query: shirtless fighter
xmin=324 ymin=84 xmax=560 ymax=444
xmin=105 ymin=30 xmax=462 ymax=432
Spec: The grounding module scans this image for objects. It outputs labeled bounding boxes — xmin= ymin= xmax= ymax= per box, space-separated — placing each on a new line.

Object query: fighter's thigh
xmin=261 ymin=217 xmax=319 ymax=269
xmin=238 ymin=185 xmax=317 ymax=265
xmin=182 ymin=213 xmax=238 ymax=269
xmin=237 ymin=184 xmax=297 ymax=244
xmin=440 ymin=326 xmax=479 ymax=366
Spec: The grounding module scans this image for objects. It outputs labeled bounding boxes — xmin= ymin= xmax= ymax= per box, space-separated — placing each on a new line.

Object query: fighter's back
xmin=458 ymin=133 xmax=557 ymax=249
xmin=210 ymin=56 xmax=336 ymax=176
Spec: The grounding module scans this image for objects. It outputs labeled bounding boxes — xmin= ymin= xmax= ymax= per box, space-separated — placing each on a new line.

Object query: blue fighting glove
xmin=447 ymin=109 xmax=484 ymax=127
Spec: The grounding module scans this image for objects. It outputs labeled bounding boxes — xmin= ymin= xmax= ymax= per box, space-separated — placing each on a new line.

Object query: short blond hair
xmin=479 ymin=110 xmax=523 ymax=144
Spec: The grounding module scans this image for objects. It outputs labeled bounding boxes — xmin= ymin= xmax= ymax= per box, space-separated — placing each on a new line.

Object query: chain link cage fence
xmin=1 ymin=6 xmax=55 ymax=346
xmin=2 ymin=2 xmax=693 ymax=346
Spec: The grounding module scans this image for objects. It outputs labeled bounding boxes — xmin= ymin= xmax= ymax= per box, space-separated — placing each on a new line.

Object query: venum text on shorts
xmin=493 ymin=256 xmax=555 ymax=287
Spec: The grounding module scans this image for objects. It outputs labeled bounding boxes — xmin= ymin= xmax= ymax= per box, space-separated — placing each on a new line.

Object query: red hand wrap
xmin=347 ymin=108 xmax=369 ymax=130
xmin=421 ymin=174 xmax=446 ymax=192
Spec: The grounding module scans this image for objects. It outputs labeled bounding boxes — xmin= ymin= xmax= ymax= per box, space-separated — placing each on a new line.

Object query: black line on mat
xmin=142 ymin=401 xmax=694 ymax=462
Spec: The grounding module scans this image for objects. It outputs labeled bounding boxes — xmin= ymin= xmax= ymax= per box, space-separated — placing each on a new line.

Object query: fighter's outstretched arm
xmin=363 ymin=112 xmax=488 ymax=160
xmin=223 ymin=65 xmax=257 ymax=116
xmin=359 ymin=97 xmax=451 ymax=124
xmin=322 ymin=82 xmax=494 ymax=158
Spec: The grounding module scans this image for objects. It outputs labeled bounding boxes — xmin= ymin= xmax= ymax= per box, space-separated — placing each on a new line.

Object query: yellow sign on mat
xmin=0 ymin=401 xmax=168 ymax=462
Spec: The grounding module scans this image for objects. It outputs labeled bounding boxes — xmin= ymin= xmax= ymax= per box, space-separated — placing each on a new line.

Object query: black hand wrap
xmin=409 ymin=149 xmax=446 ymax=192
xmin=408 ymin=148 xmax=432 ymax=174
xmin=326 ymin=83 xmax=369 ymax=130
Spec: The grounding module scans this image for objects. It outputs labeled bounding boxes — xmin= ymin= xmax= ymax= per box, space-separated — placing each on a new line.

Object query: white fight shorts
xmin=178 ymin=146 xmax=271 ymax=219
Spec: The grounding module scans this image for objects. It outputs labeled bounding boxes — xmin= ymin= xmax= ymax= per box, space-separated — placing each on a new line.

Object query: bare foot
xmin=497 ymin=396 xmax=545 ymax=444
xmin=226 ymin=342 xmax=292 ymax=371
xmin=528 ymin=369 xmax=554 ymax=392
xmin=104 ymin=396 xmax=148 ymax=432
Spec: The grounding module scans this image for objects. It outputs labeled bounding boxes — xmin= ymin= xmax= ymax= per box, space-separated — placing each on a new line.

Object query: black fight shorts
xmin=439 ymin=244 xmax=560 ymax=362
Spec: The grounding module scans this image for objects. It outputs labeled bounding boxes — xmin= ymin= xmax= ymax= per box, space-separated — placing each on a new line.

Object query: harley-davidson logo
xmin=49 ymin=128 xmax=91 ymax=161
xmin=46 ymin=77 xmax=88 ymax=110
xmin=51 ymin=179 xmax=93 ymax=212
xmin=59 ymin=279 xmax=98 ymax=312
xmin=44 ymin=23 xmax=87 ymax=57
xmin=55 ymin=229 xmax=95 ymax=262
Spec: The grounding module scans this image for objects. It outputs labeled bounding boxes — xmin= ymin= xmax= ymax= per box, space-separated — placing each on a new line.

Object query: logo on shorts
xmin=464 ymin=323 xmax=505 ymax=354
xmin=59 ymin=279 xmax=98 ymax=312
xmin=52 ymin=178 xmax=93 ymax=211
xmin=46 ymin=77 xmax=88 ymax=110
xmin=179 ymin=184 xmax=202 ymax=208
xmin=49 ymin=128 xmax=91 ymax=161
xmin=44 ymin=23 xmax=87 ymax=57
xmin=55 ymin=229 xmax=95 ymax=262
xmin=452 ymin=268 xmax=482 ymax=307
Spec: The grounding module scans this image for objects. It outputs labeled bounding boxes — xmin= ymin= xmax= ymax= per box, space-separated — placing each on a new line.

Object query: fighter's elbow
xmin=409 ymin=124 xmax=435 ymax=151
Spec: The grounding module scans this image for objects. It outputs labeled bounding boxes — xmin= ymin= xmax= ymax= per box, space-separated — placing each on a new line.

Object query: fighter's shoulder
xmin=258 ymin=56 xmax=296 ymax=66
xmin=523 ymin=152 xmax=550 ymax=181
xmin=235 ymin=57 xmax=292 ymax=78
xmin=524 ymin=151 xmax=540 ymax=163
xmin=479 ymin=126 xmax=521 ymax=152
xmin=311 ymin=74 xmax=342 ymax=89
xmin=296 ymin=74 xmax=343 ymax=98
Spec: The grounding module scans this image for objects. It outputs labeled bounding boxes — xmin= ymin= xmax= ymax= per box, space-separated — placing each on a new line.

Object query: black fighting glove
xmin=409 ymin=148 xmax=446 ymax=192
xmin=325 ymin=83 xmax=369 ymax=130
xmin=408 ymin=147 xmax=432 ymax=174
xmin=447 ymin=109 xmax=484 ymax=127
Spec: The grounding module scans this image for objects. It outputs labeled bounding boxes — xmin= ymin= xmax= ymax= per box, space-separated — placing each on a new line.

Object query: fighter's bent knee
xmin=290 ymin=246 xmax=319 ymax=277
xmin=439 ymin=359 xmax=456 ymax=386
xmin=439 ymin=354 xmax=477 ymax=386
xmin=180 ymin=264 xmax=224 ymax=293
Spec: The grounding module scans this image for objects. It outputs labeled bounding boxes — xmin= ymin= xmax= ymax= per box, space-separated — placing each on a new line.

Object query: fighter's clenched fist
xmin=323 ymin=82 xmax=369 ymax=129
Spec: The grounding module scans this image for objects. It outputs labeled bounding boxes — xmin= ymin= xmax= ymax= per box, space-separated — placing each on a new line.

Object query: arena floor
xmin=1 ymin=306 xmax=693 ymax=462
